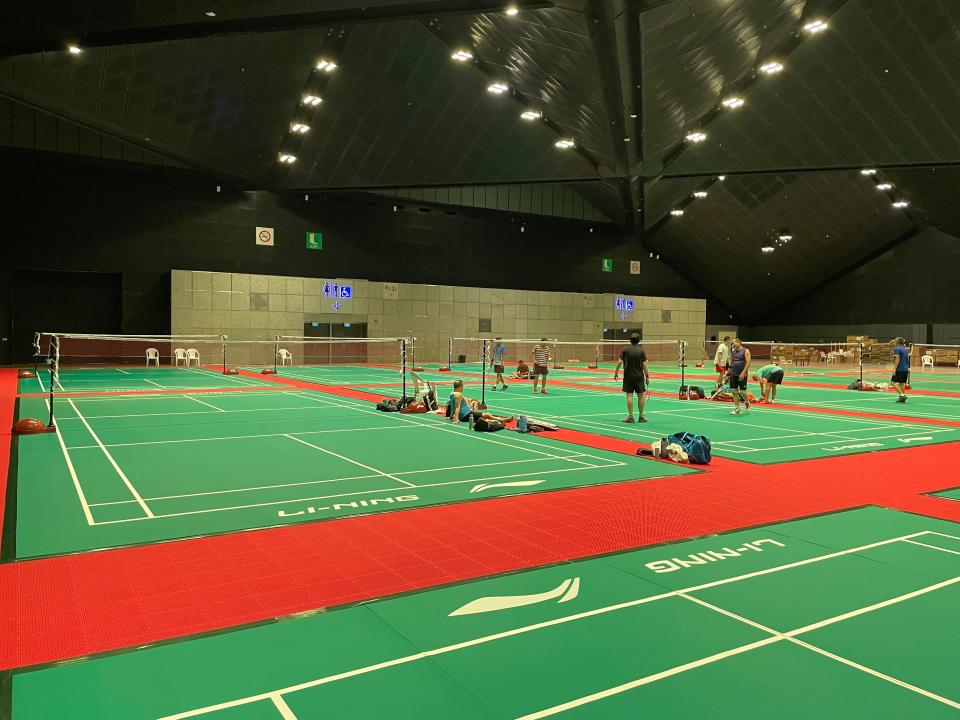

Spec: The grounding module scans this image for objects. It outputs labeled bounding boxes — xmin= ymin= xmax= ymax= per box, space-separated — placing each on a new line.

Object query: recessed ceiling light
xmin=685 ymin=131 xmax=707 ymax=143
xmin=487 ymin=82 xmax=509 ymax=95
xmin=629 ymin=113 xmax=638 ymax=119
xmin=278 ymin=153 xmax=297 ymax=164
xmin=876 ymin=182 xmax=893 ymax=190
xmin=505 ymin=4 xmax=519 ymax=16
xmin=761 ymin=245 xmax=776 ymax=253
xmin=860 ymin=168 xmax=877 ymax=175
xmin=803 ymin=19 xmax=828 ymax=34
xmin=205 ymin=11 xmax=216 ymax=17
xmin=290 ymin=123 xmax=310 ymax=134
xmin=722 ymin=96 xmax=744 ymax=109
xmin=67 ymin=45 xmax=82 ymax=54
xmin=451 ymin=49 xmax=473 ymax=62
xmin=520 ymin=109 xmax=542 ymax=121
xmin=302 ymin=95 xmax=323 ymax=106
xmin=892 ymin=200 xmax=909 ymax=208
xmin=717 ymin=175 xmax=726 ymax=181
xmin=693 ymin=191 xmax=708 ymax=198
xmin=554 ymin=138 xmax=576 ymax=149
xmin=778 ymin=233 xmax=793 ymax=241
xmin=316 ymin=59 xmax=337 ymax=73
xmin=760 ymin=61 xmax=784 ymax=75
xmin=670 ymin=209 xmax=684 ymax=216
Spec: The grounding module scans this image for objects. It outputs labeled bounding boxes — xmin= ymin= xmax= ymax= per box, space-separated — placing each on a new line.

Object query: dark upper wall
xmin=0 ymin=150 xmax=718 ymax=363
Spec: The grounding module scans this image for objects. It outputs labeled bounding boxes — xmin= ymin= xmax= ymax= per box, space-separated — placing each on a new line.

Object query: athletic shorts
xmin=891 ymin=371 xmax=909 ymax=384
xmin=622 ymin=377 xmax=646 ymax=394
xmin=767 ymin=370 xmax=784 ymax=385
xmin=493 ymin=364 xmax=504 ymax=374
xmin=729 ymin=374 xmax=748 ymax=391
xmin=533 ymin=364 xmax=549 ymax=376
xmin=715 ymin=364 xmax=726 ymax=374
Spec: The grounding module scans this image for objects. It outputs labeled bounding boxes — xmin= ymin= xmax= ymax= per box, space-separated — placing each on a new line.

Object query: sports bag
xmin=401 ymin=401 xmax=427 ymax=414
xmin=473 ymin=416 xmax=505 ymax=432
xmin=377 ymin=399 xmax=399 ymax=412
xmin=666 ymin=432 xmax=712 ymax=464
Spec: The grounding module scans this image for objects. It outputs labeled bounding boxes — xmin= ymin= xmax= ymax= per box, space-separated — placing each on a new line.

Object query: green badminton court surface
xmin=12 ymin=389 xmax=694 ymax=559
xmin=11 ymin=507 xmax=960 ymax=719
xmin=17 ymin=366 xmax=277 ymax=394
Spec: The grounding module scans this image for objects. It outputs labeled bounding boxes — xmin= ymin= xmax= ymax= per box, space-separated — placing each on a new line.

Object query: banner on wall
xmin=629 ymin=260 xmax=641 ymax=274
xmin=255 ymin=227 xmax=275 ymax=246
xmin=383 ymin=282 xmax=399 ymax=299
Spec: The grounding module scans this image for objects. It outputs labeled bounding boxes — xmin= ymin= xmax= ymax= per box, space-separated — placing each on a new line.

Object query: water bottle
xmin=518 ymin=416 xmax=528 ymax=433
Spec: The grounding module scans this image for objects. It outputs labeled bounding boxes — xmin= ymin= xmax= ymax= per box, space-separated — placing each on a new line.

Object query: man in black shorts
xmin=614 ymin=333 xmax=650 ymax=423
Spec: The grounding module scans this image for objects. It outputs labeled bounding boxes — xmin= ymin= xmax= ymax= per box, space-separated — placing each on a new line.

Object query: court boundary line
xmin=284 ymin=434 xmax=417 ymax=488
xmin=45 ymin=399 xmax=94 ymax=526
xmin=66 ymin=398 xmax=154 ymax=519
xmin=156 ymin=530 xmax=960 ymax=719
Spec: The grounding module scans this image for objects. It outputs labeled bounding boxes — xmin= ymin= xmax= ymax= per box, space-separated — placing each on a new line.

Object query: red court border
xmin=0 ymin=368 xmax=958 ymax=670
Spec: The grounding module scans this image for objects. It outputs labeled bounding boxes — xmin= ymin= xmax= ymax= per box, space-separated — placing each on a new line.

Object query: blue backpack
xmin=667 ymin=432 xmax=712 ymax=464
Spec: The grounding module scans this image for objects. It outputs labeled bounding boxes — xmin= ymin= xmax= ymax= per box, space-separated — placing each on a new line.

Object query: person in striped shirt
xmin=530 ymin=339 xmax=551 ymax=394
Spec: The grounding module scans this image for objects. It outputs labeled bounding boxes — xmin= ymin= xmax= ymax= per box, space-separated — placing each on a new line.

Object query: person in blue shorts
xmin=891 ymin=337 xmax=910 ymax=403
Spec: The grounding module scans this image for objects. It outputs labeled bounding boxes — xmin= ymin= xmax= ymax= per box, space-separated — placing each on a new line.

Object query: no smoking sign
xmin=255 ymin=226 xmax=275 ymax=246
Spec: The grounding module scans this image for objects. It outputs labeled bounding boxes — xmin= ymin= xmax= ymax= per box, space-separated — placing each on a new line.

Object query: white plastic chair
xmin=277 ymin=348 xmax=293 ymax=366
xmin=173 ymin=348 xmax=187 ymax=367
xmin=186 ymin=348 xmax=201 ymax=367
xmin=921 ymin=354 xmax=934 ymax=371
xmin=409 ymin=370 xmax=438 ymax=406
xmin=146 ymin=348 xmax=160 ymax=367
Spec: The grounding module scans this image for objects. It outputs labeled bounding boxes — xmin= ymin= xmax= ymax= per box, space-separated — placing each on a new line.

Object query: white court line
xmin=271 ymin=694 xmax=297 ymax=720
xmin=156 ymin=532 xmax=954 ymax=720
xmin=66 ymin=398 xmax=154 ymax=519
xmin=117 ymin=368 xmax=130 ymax=374
xmin=902 ymin=539 xmax=960 ymax=556
xmin=723 ymin=428 xmax=956 ymax=454
xmin=87 ymin=456 xmax=584 ymax=507
xmin=56 ymin=404 xmax=365 ymax=421
xmin=143 ymin=379 xmax=168 ymax=390
xmin=36 ymin=370 xmax=45 ymax=393
xmin=45 ymin=400 xmax=95 ymax=526
xmin=183 ymin=395 xmax=225 ymax=412
xmin=285 ymin=434 xmax=417 ymax=488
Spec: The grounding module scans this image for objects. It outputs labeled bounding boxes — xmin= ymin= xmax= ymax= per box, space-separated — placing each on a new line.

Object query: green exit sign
xmin=601 ymin=258 xmax=613 ymax=272
xmin=306 ymin=231 xmax=323 ymax=250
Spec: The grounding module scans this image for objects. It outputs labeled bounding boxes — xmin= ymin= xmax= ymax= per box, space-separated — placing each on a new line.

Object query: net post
xmin=679 ymin=340 xmax=687 ymax=391
xmin=221 ymin=334 xmax=227 ymax=374
xmin=47 ymin=336 xmax=59 ymax=429
xmin=274 ymin=336 xmax=279 ymax=373
xmin=448 ymin=337 xmax=453 ymax=369
xmin=591 ymin=340 xmax=600 ymax=369
xmin=401 ymin=339 xmax=408 ymax=398
xmin=32 ymin=331 xmax=41 ymax=377
xmin=859 ymin=342 xmax=864 ymax=387
xmin=481 ymin=339 xmax=488 ymax=406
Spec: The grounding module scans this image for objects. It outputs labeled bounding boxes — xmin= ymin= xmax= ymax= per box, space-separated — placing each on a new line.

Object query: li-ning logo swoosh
xmin=470 ymin=480 xmax=546 ymax=493
xmin=448 ymin=578 xmax=580 ymax=616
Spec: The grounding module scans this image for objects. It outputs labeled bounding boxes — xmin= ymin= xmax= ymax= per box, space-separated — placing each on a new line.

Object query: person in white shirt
xmin=713 ymin=336 xmax=731 ymax=390
xmin=531 ymin=339 xmax=551 ymax=395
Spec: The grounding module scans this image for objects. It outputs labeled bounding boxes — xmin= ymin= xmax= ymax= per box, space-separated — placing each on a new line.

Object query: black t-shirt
xmin=621 ymin=345 xmax=647 ymax=381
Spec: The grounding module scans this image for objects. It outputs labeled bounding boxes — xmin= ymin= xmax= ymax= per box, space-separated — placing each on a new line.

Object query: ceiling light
xmin=860 ymin=168 xmax=877 ymax=175
xmin=670 ymin=209 xmax=684 ymax=216
xmin=451 ymin=49 xmax=473 ymax=62
xmin=290 ymin=123 xmax=310 ymax=134
xmin=205 ymin=11 xmax=216 ymax=16
xmin=487 ymin=82 xmax=509 ymax=95
xmin=554 ymin=138 xmax=576 ymax=149
xmin=761 ymin=245 xmax=776 ymax=253
xmin=520 ymin=109 xmax=542 ymax=121
xmin=629 ymin=113 xmax=638 ymax=119
xmin=717 ymin=175 xmax=726 ymax=181
xmin=302 ymin=95 xmax=323 ymax=106
xmin=67 ymin=45 xmax=82 ymax=54
xmin=316 ymin=59 xmax=337 ymax=73
xmin=876 ymin=182 xmax=893 ymax=190
xmin=505 ymin=5 xmax=519 ymax=16
xmin=778 ymin=232 xmax=793 ymax=241
xmin=278 ymin=153 xmax=297 ymax=164
xmin=722 ymin=96 xmax=744 ymax=109
xmin=803 ymin=19 xmax=828 ymax=34
xmin=685 ymin=131 xmax=707 ymax=143
xmin=693 ymin=191 xmax=708 ymax=198
xmin=892 ymin=200 xmax=910 ymax=208
xmin=760 ymin=61 xmax=784 ymax=75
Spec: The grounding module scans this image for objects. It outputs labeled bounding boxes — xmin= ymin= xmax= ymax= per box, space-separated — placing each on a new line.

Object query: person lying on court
xmin=752 ymin=363 xmax=784 ymax=404
xmin=447 ymin=380 xmax=515 ymax=425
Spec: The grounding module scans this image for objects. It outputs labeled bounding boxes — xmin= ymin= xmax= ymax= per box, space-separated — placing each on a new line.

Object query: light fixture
xmin=554 ymin=138 xmax=576 ymax=149
xmin=761 ymin=245 xmax=776 ymax=253
xmin=278 ymin=153 xmax=297 ymax=164
xmin=520 ymin=109 xmax=542 ymax=121
xmin=315 ymin=59 xmax=337 ymax=73
xmin=67 ymin=45 xmax=82 ymax=55
xmin=505 ymin=4 xmax=519 ymax=16
xmin=778 ymin=231 xmax=793 ymax=241
xmin=876 ymin=182 xmax=893 ymax=190
xmin=670 ymin=209 xmax=684 ymax=217
xmin=487 ymin=81 xmax=509 ymax=95
xmin=629 ymin=113 xmax=638 ymax=119
xmin=205 ymin=11 xmax=216 ymax=16
xmin=722 ymin=96 xmax=744 ymax=109
xmin=302 ymin=95 xmax=323 ymax=106
xmin=290 ymin=123 xmax=310 ymax=134
xmin=450 ymin=49 xmax=473 ymax=62
xmin=717 ymin=175 xmax=726 ymax=181
xmin=892 ymin=200 xmax=910 ymax=208
xmin=860 ymin=168 xmax=877 ymax=175
xmin=693 ymin=191 xmax=708 ymax=198
xmin=803 ymin=19 xmax=828 ymax=34
xmin=685 ymin=130 xmax=707 ymax=143
xmin=760 ymin=61 xmax=784 ymax=75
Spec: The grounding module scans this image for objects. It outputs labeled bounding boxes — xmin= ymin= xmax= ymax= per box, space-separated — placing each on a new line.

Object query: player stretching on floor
xmin=614 ymin=334 xmax=650 ymax=423
xmin=753 ymin=363 xmax=784 ymax=404
xmin=728 ymin=337 xmax=751 ymax=415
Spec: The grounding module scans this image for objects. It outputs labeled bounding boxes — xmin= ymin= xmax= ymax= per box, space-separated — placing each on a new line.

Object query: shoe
xmin=490 ymin=387 xmax=497 ymax=391
xmin=896 ymin=396 xmax=906 ymax=403
xmin=730 ymin=409 xmax=740 ymax=415
xmin=541 ymin=390 xmax=548 ymax=394
xmin=622 ymin=416 xmax=635 ymax=423
xmin=638 ymin=416 xmax=648 ymax=423
xmin=744 ymin=404 xmax=751 ymax=413
xmin=502 ymin=385 xmax=508 ymax=390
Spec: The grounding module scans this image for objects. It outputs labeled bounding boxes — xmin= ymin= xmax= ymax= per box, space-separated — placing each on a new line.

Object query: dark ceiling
xmin=1 ymin=0 xmax=957 ymax=323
